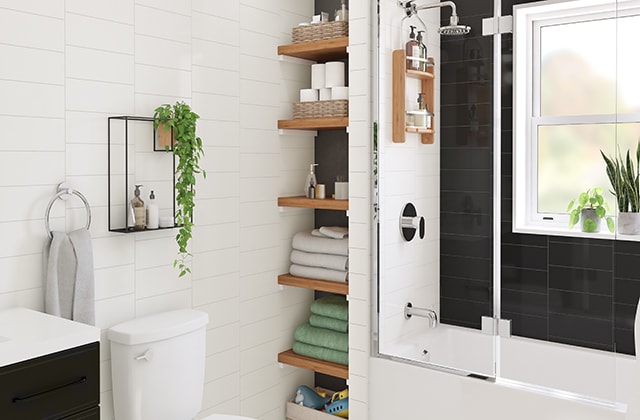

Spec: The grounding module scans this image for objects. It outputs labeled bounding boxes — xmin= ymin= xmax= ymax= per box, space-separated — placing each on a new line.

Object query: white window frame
xmin=513 ymin=0 xmax=640 ymax=239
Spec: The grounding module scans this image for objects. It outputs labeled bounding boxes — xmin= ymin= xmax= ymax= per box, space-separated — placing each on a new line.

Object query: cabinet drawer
xmin=0 ymin=342 xmax=99 ymax=420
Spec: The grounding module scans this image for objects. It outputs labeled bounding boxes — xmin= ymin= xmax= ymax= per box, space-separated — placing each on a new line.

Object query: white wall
xmin=0 ymin=1 xmax=316 ymax=419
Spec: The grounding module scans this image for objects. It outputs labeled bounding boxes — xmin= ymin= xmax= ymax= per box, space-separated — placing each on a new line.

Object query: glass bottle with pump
xmin=416 ymin=30 xmax=427 ymax=72
xmin=305 ymin=164 xmax=318 ymax=199
xmin=131 ymin=184 xmax=145 ymax=231
xmin=405 ymin=25 xmax=420 ymax=70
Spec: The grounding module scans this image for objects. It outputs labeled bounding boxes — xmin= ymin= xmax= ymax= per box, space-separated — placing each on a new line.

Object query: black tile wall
xmin=439 ymin=0 xmax=640 ymax=356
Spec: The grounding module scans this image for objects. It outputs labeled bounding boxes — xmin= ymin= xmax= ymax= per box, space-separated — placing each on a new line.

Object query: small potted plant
xmin=567 ymin=187 xmax=614 ymax=233
xmin=601 ymin=141 xmax=640 ymax=234
xmin=154 ymin=101 xmax=206 ymax=277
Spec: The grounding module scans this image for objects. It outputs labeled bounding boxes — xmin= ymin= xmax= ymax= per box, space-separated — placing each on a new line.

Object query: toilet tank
xmin=108 ymin=309 xmax=209 ymax=420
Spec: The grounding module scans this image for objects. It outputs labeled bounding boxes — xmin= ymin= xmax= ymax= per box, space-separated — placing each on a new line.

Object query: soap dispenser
xmin=305 ymin=164 xmax=318 ymax=198
xmin=146 ymin=190 xmax=159 ymax=229
xmin=405 ymin=25 xmax=420 ymax=70
xmin=335 ymin=0 xmax=348 ymax=21
xmin=131 ymin=184 xmax=145 ymax=231
xmin=416 ymin=30 xmax=427 ymax=71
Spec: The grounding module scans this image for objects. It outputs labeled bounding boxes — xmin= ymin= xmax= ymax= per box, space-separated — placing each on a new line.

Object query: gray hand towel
xmin=292 ymin=231 xmax=348 ymax=256
xmin=44 ymin=229 xmax=95 ymax=326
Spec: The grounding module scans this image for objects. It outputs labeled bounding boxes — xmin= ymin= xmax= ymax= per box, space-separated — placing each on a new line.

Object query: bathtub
xmin=379 ymin=323 xmax=636 ymax=410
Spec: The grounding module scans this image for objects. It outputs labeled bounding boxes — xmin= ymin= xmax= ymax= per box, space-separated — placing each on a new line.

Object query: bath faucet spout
xmin=404 ymin=302 xmax=438 ymax=328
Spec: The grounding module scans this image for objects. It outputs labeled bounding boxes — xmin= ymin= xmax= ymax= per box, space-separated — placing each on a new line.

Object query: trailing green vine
xmin=153 ymin=101 xmax=206 ymax=277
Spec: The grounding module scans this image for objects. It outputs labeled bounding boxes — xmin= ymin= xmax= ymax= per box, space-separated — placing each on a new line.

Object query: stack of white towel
xmin=290 ymin=227 xmax=348 ymax=282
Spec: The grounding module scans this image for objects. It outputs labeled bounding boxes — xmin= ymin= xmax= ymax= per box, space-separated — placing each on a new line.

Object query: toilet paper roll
xmin=325 ymin=61 xmax=345 ymax=88
xmin=319 ymin=88 xmax=332 ymax=101
xmin=311 ymin=64 xmax=326 ymax=89
xmin=300 ymin=88 xmax=318 ymax=102
xmin=332 ymin=86 xmax=349 ymax=100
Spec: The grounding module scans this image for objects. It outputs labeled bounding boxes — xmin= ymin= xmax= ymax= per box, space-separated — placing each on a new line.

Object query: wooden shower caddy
xmin=392 ymin=49 xmax=435 ymax=144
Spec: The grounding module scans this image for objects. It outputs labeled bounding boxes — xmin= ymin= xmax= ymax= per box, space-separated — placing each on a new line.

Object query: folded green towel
xmin=294 ymin=322 xmax=348 ymax=352
xmin=293 ymin=341 xmax=349 ymax=366
xmin=310 ymin=295 xmax=348 ymax=321
xmin=309 ymin=314 xmax=348 ymax=333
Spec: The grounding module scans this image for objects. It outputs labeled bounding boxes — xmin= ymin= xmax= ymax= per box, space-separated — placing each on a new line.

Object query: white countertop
xmin=0 ymin=307 xmax=100 ymax=367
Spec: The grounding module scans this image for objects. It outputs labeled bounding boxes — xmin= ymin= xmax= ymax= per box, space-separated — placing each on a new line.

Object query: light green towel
xmin=294 ymin=322 xmax=348 ymax=352
xmin=293 ymin=341 xmax=349 ymax=366
xmin=309 ymin=314 xmax=348 ymax=333
xmin=310 ymin=295 xmax=348 ymax=321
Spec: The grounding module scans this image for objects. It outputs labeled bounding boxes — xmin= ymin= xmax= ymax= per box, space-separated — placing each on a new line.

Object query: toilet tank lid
xmin=108 ymin=309 xmax=209 ymax=345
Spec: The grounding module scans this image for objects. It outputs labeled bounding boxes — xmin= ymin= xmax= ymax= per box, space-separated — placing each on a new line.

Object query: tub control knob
xmin=134 ymin=349 xmax=153 ymax=362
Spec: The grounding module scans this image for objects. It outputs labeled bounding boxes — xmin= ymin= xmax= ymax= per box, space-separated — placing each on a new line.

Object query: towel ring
xmin=45 ymin=183 xmax=92 ymax=239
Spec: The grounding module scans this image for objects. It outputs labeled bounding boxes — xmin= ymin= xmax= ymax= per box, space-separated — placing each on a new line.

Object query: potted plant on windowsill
xmin=153 ymin=101 xmax=206 ymax=277
xmin=601 ymin=141 xmax=640 ymax=235
xmin=567 ymin=187 xmax=614 ymax=233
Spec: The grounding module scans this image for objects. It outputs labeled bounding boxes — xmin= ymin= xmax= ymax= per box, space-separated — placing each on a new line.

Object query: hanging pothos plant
xmin=153 ymin=101 xmax=206 ymax=277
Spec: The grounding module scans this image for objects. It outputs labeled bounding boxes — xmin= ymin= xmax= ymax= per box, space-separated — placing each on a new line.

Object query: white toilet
xmin=108 ymin=309 xmax=256 ymax=420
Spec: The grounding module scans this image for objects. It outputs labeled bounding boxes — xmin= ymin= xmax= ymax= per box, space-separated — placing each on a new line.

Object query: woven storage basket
xmin=292 ymin=21 xmax=348 ymax=43
xmin=293 ymin=100 xmax=348 ymax=119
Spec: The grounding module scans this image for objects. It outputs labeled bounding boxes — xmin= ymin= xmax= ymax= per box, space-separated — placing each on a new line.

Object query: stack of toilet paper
xmin=300 ymin=61 xmax=349 ymax=102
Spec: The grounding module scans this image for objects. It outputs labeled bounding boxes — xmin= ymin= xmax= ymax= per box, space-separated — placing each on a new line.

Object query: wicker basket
xmin=293 ymin=100 xmax=348 ymax=119
xmin=292 ymin=21 xmax=348 ymax=43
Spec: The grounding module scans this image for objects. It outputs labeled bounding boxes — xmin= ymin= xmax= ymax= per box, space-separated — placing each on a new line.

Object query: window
xmin=513 ymin=0 xmax=640 ymax=238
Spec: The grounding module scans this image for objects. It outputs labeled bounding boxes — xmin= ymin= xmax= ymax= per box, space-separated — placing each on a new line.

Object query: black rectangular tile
xmin=549 ymin=266 xmax=612 ymax=296
xmin=440 ymin=125 xmax=491 ymax=148
xmin=501 ymin=198 xmax=513 ymax=222
xmin=440 ymin=297 xmax=492 ymax=329
xmin=613 ymin=240 xmax=640 ymax=256
xmin=502 ymin=289 xmax=547 ymax=317
xmin=614 ymin=253 xmax=640 ymax=281
xmin=501 ymin=222 xmax=548 ymax=246
xmin=441 ymin=255 xmax=492 ymax=282
xmin=502 ymin=266 xmax=547 ymax=294
xmin=441 ymin=276 xmax=491 ymax=302
xmin=549 ymin=312 xmax=613 ymax=347
xmin=441 ymin=191 xmax=491 ymax=215
xmin=440 ymin=169 xmax=492 ymax=193
xmin=614 ymin=278 xmax=640 ymax=305
xmin=615 ymin=328 xmax=635 ymax=356
xmin=502 ymin=311 xmax=548 ymax=341
xmin=548 ymin=242 xmax=613 ymax=271
xmin=549 ymin=335 xmax=614 ymax=353
xmin=440 ymin=59 xmax=492 ymax=85
xmin=441 ymin=212 xmax=492 ymax=236
xmin=614 ymin=303 xmax=637 ymax=330
xmin=441 ymin=147 xmax=492 ymax=171
xmin=441 ymin=81 xmax=491 ymax=107
xmin=441 ymin=103 xmax=492 ymax=128
xmin=549 ymin=290 xmax=612 ymax=321
xmin=502 ymin=243 xmax=548 ymax=270
xmin=441 ymin=234 xmax=492 ymax=259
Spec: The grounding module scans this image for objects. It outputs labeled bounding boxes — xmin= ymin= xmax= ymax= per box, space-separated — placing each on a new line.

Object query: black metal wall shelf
xmin=107 ymin=115 xmax=177 ymax=233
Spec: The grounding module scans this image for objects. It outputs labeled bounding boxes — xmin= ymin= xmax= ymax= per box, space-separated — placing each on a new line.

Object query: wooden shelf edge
xmin=278 ymin=117 xmax=349 ymax=130
xmin=278 ymin=349 xmax=348 ymax=379
xmin=278 ymin=37 xmax=349 ymax=61
xmin=278 ymin=196 xmax=348 ymax=211
xmin=406 ymin=67 xmax=435 ymax=80
xmin=406 ymin=126 xmax=434 ymax=134
xmin=278 ymin=273 xmax=348 ymax=295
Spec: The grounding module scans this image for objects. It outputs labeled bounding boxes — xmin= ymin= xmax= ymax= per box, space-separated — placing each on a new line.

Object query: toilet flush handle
xmin=134 ymin=349 xmax=153 ymax=362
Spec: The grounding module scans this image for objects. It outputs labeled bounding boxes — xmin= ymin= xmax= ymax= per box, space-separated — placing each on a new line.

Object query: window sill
xmin=513 ymin=223 xmax=640 ymax=242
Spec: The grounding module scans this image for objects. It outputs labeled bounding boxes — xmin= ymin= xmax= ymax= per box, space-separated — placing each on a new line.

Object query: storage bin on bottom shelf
xmin=286 ymin=400 xmax=342 ymax=420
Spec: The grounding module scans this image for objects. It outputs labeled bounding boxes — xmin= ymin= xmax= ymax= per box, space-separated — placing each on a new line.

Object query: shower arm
xmin=400 ymin=1 xmax=461 ymax=23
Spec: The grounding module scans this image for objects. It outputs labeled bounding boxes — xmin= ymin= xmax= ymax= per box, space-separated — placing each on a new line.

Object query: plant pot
xmin=156 ymin=122 xmax=174 ymax=149
xmin=618 ymin=212 xmax=640 ymax=235
xmin=580 ymin=208 xmax=601 ymax=233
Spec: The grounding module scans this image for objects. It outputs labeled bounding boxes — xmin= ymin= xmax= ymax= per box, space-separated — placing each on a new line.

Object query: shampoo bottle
xmin=417 ymin=30 xmax=427 ymax=71
xmin=305 ymin=164 xmax=318 ymax=198
xmin=146 ymin=190 xmax=159 ymax=229
xmin=131 ymin=184 xmax=145 ymax=231
xmin=405 ymin=25 xmax=420 ymax=70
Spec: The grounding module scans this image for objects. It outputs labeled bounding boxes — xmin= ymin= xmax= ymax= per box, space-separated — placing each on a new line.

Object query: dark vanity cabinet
xmin=0 ymin=342 xmax=100 ymax=419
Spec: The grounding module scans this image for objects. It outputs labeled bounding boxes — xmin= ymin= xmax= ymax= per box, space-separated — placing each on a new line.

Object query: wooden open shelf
xmin=278 ymin=37 xmax=349 ymax=62
xmin=278 ymin=349 xmax=348 ymax=379
xmin=278 ymin=196 xmax=348 ymax=211
xmin=392 ymin=49 xmax=435 ymax=144
xmin=278 ymin=117 xmax=349 ymax=131
xmin=278 ymin=273 xmax=348 ymax=295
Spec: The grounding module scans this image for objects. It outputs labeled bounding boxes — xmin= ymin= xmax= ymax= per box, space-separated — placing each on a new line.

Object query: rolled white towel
xmin=292 ymin=231 xmax=348 ymax=256
xmin=290 ymin=264 xmax=348 ymax=283
xmin=290 ymin=250 xmax=348 ymax=271
xmin=311 ymin=226 xmax=349 ymax=239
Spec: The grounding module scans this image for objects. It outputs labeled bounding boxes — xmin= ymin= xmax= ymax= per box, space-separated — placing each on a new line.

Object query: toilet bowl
xmin=108 ymin=310 xmax=257 ymax=420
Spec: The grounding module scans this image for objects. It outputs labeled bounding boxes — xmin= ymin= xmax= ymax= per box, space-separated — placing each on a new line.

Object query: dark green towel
xmin=310 ymin=295 xmax=348 ymax=321
xmin=293 ymin=341 xmax=349 ymax=365
xmin=309 ymin=314 xmax=348 ymax=333
xmin=294 ymin=322 xmax=348 ymax=352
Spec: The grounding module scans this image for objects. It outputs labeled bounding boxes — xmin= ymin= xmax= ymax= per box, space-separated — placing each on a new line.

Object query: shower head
xmin=438 ymin=14 xmax=471 ymax=36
